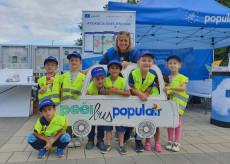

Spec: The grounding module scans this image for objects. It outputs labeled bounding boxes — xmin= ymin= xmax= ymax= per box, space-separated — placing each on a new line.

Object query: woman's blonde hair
xmin=114 ymin=31 xmax=133 ymax=52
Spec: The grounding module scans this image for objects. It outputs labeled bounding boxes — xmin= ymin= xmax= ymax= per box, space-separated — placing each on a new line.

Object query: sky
xmin=0 ymin=0 xmax=124 ymax=46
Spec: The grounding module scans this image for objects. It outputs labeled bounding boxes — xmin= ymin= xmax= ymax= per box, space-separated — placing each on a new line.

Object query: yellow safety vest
xmin=62 ymin=72 xmax=85 ymax=102
xmin=167 ymin=74 xmax=189 ymax=115
xmin=34 ymin=114 xmax=67 ymax=141
xmin=87 ymin=82 xmax=100 ymax=95
xmin=38 ymin=75 xmax=62 ymax=105
xmin=132 ymin=68 xmax=155 ymax=92
xmin=150 ymin=86 xmax=159 ymax=96
xmin=104 ymin=76 xmax=126 ymax=95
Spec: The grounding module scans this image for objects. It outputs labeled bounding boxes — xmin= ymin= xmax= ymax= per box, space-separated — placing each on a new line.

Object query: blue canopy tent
xmin=108 ymin=0 xmax=230 ymax=80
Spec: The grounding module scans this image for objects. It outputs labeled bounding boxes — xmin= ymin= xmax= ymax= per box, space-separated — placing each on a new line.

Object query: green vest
xmin=38 ymin=75 xmax=62 ymax=105
xmin=132 ymin=68 xmax=155 ymax=92
xmin=62 ymin=72 xmax=85 ymax=102
xmin=34 ymin=115 xmax=67 ymax=140
xmin=167 ymin=74 xmax=189 ymax=115
xmin=104 ymin=76 xmax=126 ymax=95
xmin=150 ymin=86 xmax=159 ymax=96
xmin=87 ymin=81 xmax=100 ymax=95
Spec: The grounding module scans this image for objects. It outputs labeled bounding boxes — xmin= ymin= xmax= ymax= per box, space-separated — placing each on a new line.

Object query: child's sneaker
xmin=172 ymin=142 xmax=181 ymax=152
xmin=67 ymin=138 xmax=74 ymax=148
xmin=38 ymin=148 xmax=47 ymax=158
xmin=165 ymin=140 xmax=173 ymax=150
xmin=144 ymin=140 xmax=151 ymax=151
xmin=118 ymin=145 xmax=127 ymax=155
xmin=74 ymin=138 xmax=81 ymax=147
xmin=135 ymin=140 xmax=144 ymax=152
xmin=57 ymin=148 xmax=64 ymax=158
xmin=155 ymin=142 xmax=162 ymax=152
xmin=101 ymin=145 xmax=111 ymax=154
xmin=96 ymin=141 xmax=106 ymax=150
xmin=85 ymin=141 xmax=94 ymax=149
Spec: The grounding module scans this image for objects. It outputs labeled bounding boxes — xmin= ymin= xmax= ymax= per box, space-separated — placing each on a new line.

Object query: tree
xmin=214 ymin=0 xmax=230 ymax=66
xmin=74 ymin=24 xmax=82 ymax=46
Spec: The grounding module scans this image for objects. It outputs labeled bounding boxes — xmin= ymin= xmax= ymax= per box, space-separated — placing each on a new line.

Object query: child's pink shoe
xmin=145 ymin=140 xmax=151 ymax=151
xmin=155 ymin=142 xmax=162 ymax=152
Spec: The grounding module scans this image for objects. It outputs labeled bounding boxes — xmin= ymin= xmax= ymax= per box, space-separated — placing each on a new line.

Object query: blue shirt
xmin=99 ymin=51 xmax=139 ymax=64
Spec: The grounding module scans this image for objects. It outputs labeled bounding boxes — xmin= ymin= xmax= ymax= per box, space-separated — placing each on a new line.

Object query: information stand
xmin=210 ymin=71 xmax=230 ymax=128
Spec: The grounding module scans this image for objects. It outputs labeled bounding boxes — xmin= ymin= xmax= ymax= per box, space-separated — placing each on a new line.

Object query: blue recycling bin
xmin=210 ymin=71 xmax=230 ymax=128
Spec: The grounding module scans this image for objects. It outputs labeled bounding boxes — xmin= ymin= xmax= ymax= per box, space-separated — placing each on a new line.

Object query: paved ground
xmin=1 ymin=103 xmax=230 ymax=164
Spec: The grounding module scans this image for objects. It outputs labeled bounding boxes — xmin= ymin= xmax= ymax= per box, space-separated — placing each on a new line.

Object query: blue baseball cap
xmin=107 ymin=60 xmax=122 ymax=70
xmin=39 ymin=99 xmax=55 ymax=112
xmin=91 ymin=67 xmax=106 ymax=78
xmin=67 ymin=51 xmax=82 ymax=60
xmin=44 ymin=56 xmax=58 ymax=65
xmin=138 ymin=50 xmax=154 ymax=61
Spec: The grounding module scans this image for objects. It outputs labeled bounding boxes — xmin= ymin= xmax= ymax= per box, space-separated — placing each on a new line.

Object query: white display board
xmin=0 ymin=45 xmax=29 ymax=69
xmin=82 ymin=11 xmax=136 ymax=60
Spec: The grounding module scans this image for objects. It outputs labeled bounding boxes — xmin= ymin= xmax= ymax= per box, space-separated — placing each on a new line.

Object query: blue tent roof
xmin=108 ymin=0 xmax=230 ymax=49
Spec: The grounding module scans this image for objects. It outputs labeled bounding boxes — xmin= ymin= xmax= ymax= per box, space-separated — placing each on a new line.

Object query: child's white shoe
xmin=67 ymin=138 xmax=74 ymax=148
xmin=165 ymin=140 xmax=173 ymax=150
xmin=172 ymin=142 xmax=181 ymax=152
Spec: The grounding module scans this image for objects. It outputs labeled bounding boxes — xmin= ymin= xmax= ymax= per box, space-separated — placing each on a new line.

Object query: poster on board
xmin=82 ymin=11 xmax=136 ymax=69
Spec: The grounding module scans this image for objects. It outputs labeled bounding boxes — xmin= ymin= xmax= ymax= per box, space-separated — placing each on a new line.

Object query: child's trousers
xmin=27 ymin=133 xmax=70 ymax=150
xmin=88 ymin=126 xmax=104 ymax=143
xmin=167 ymin=115 xmax=182 ymax=143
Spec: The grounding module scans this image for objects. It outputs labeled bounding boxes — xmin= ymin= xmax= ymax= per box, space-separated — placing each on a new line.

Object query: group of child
xmin=27 ymin=50 xmax=189 ymax=158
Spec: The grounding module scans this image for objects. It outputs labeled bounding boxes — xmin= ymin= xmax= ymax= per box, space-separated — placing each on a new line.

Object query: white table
xmin=0 ymin=69 xmax=37 ymax=117
xmin=186 ymin=79 xmax=212 ymax=114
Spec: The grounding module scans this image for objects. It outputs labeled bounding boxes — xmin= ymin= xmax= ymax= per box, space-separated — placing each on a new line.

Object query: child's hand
xmin=44 ymin=141 xmax=53 ymax=150
xmin=38 ymin=87 xmax=47 ymax=94
xmin=163 ymin=87 xmax=171 ymax=92
xmin=108 ymin=86 xmax=118 ymax=94
xmin=139 ymin=92 xmax=148 ymax=101
xmin=121 ymin=61 xmax=131 ymax=70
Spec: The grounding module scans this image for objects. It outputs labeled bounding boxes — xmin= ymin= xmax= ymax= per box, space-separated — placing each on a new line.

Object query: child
xmin=145 ymin=73 xmax=169 ymax=152
xmin=27 ymin=99 xmax=70 ymax=158
xmin=37 ymin=56 xmax=62 ymax=105
xmin=129 ymin=50 xmax=155 ymax=152
xmin=61 ymin=51 xmax=85 ymax=148
xmin=85 ymin=67 xmax=106 ymax=151
xmin=101 ymin=60 xmax=131 ymax=155
xmin=163 ymin=55 xmax=189 ymax=152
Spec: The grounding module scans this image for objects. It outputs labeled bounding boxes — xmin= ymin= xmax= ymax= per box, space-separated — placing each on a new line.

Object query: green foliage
xmin=215 ymin=47 xmax=230 ymax=66
xmin=214 ymin=1 xmax=230 ymax=66
xmin=75 ymin=24 xmax=82 ymax=46
xmin=215 ymin=0 xmax=230 ymax=8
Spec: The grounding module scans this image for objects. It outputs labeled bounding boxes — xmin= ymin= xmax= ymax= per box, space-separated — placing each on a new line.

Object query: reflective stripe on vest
xmin=38 ymin=75 xmax=62 ymax=104
xmin=62 ymin=72 xmax=85 ymax=102
xmin=34 ymin=115 xmax=67 ymax=140
xmin=104 ymin=76 xmax=126 ymax=95
xmin=168 ymin=74 xmax=189 ymax=115
xmin=132 ymin=68 xmax=155 ymax=92
xmin=87 ymin=82 xmax=99 ymax=95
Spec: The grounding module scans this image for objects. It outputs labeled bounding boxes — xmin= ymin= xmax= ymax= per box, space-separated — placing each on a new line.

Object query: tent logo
xmin=205 ymin=13 xmax=230 ymax=25
xmin=185 ymin=9 xmax=199 ymax=24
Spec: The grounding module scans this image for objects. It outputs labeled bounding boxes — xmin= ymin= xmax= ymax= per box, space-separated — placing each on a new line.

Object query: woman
xmin=82 ymin=30 xmax=139 ymax=74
